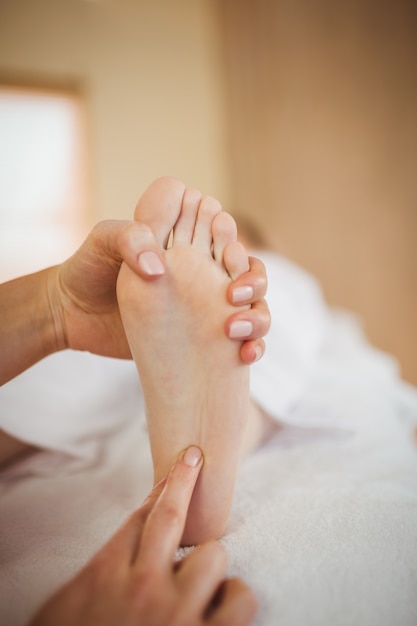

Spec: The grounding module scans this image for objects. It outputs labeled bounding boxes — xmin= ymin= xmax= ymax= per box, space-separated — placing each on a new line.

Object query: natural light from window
xmin=0 ymin=86 xmax=88 ymax=282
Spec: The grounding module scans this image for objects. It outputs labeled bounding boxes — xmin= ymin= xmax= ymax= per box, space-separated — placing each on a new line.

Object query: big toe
xmin=134 ymin=177 xmax=186 ymax=248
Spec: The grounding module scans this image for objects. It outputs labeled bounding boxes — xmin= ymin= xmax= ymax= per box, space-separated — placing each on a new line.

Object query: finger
xmin=92 ymin=476 xmax=168 ymax=571
xmin=176 ymin=541 xmax=228 ymax=614
xmin=240 ymin=338 xmax=265 ymax=364
xmin=226 ymin=298 xmax=271 ymax=341
xmin=134 ymin=446 xmax=203 ymax=571
xmin=139 ymin=474 xmax=169 ymax=517
xmin=228 ymin=256 xmax=268 ymax=305
xmin=118 ymin=221 xmax=166 ymax=280
xmin=207 ymin=578 xmax=258 ymax=626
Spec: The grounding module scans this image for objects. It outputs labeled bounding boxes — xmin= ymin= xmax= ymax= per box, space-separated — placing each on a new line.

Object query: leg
xmin=117 ymin=182 xmax=255 ymax=545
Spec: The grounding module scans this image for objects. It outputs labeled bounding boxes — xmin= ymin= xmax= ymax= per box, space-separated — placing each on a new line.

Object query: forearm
xmin=0 ymin=267 xmax=64 ymax=385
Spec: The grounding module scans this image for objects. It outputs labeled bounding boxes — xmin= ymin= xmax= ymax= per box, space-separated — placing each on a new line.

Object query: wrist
xmin=44 ymin=265 xmax=69 ymax=354
xmin=0 ymin=267 xmax=66 ymax=385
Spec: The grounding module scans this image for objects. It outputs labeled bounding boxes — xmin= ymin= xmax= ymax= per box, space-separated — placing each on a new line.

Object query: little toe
xmin=133 ymin=176 xmax=186 ymax=248
xmin=223 ymin=241 xmax=250 ymax=281
xmin=173 ymin=188 xmax=202 ymax=246
xmin=192 ymin=196 xmax=222 ymax=252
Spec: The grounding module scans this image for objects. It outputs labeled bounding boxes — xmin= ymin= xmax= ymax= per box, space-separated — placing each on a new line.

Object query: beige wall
xmin=0 ymin=0 xmax=231 ymax=230
xmin=217 ymin=0 xmax=417 ymax=385
xmin=1 ymin=0 xmax=416 ymax=385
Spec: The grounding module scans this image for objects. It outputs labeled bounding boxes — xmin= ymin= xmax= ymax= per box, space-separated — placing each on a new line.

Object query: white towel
xmin=0 ymin=388 xmax=416 ymax=626
xmin=1 ymin=243 xmax=417 ymax=624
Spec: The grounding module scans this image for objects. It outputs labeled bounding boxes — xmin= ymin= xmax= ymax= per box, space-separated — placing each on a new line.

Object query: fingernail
xmin=182 ymin=446 xmax=202 ymax=467
xmin=229 ymin=320 xmax=253 ymax=339
xmin=232 ymin=286 xmax=254 ymax=304
xmin=138 ymin=250 xmax=165 ymax=276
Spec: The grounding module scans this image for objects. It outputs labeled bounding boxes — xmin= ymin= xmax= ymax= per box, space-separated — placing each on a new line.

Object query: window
xmin=0 ymin=83 xmax=89 ymax=282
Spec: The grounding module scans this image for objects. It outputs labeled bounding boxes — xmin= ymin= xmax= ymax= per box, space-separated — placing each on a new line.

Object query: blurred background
xmin=0 ymin=0 xmax=416 ymax=385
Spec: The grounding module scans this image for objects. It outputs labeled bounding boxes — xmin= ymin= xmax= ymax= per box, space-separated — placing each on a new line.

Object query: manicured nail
xmin=182 ymin=446 xmax=202 ymax=467
xmin=138 ymin=250 xmax=165 ymax=276
xmin=232 ymin=285 xmax=254 ymax=304
xmin=229 ymin=320 xmax=253 ymax=339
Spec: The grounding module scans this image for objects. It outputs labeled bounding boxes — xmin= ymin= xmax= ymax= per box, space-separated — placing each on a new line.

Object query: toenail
xmin=232 ymin=286 xmax=254 ymax=304
xmin=229 ymin=320 xmax=253 ymax=339
xmin=137 ymin=250 xmax=165 ymax=276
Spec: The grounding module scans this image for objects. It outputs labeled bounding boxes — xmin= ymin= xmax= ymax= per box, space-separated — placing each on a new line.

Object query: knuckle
xmin=132 ymin=567 xmax=153 ymax=593
xmin=121 ymin=221 xmax=151 ymax=246
xmin=254 ymin=275 xmax=268 ymax=296
xmin=260 ymin=308 xmax=272 ymax=331
xmin=131 ymin=567 xmax=159 ymax=607
xmin=88 ymin=220 xmax=107 ymax=247
xmin=80 ymin=556 xmax=111 ymax=594
xmin=230 ymin=579 xmax=259 ymax=615
xmin=252 ymin=300 xmax=271 ymax=329
xmin=159 ymin=501 xmax=183 ymax=526
xmin=130 ymin=571 xmax=178 ymax=624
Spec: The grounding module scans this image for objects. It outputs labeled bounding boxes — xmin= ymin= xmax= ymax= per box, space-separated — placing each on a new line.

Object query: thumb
xmin=118 ymin=221 xmax=166 ymax=280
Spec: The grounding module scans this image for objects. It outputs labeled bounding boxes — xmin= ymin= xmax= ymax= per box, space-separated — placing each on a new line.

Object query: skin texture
xmin=1 ymin=177 xmax=267 ymax=622
xmin=117 ymin=179 xmax=265 ymax=545
xmin=0 ymin=184 xmax=269 ymax=387
xmin=29 ymin=447 xmax=258 ymax=626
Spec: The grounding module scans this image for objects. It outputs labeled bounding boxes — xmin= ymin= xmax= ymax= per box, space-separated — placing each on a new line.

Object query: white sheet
xmin=1 ymin=252 xmax=417 ymax=625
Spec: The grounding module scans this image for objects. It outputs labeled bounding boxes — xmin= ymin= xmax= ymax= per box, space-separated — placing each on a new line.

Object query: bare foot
xmin=117 ymin=181 xmax=253 ymax=545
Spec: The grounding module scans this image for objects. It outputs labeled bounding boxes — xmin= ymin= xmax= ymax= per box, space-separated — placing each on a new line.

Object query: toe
xmin=192 ymin=196 xmax=222 ymax=252
xmin=223 ymin=241 xmax=250 ymax=280
xmin=212 ymin=212 xmax=238 ymax=265
xmin=133 ymin=176 xmax=186 ymax=248
xmin=173 ymin=188 xmax=202 ymax=246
